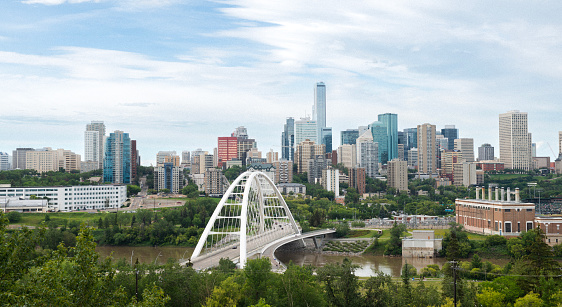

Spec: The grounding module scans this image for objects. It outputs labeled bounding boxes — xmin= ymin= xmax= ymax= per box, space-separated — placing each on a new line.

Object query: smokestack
xmin=515 ymin=188 xmax=520 ymax=203
xmin=507 ymin=187 xmax=511 ymax=202
xmin=495 ymin=187 xmax=499 ymax=201
xmin=476 ymin=187 xmax=480 ymax=200
xmin=501 ymin=187 xmax=505 ymax=201
xmin=488 ymin=186 xmax=492 ymax=201
xmin=482 ymin=186 xmax=486 ymax=200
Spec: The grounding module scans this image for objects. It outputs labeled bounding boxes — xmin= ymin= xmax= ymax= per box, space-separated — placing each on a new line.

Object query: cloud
xmin=22 ymin=0 xmax=100 ymax=5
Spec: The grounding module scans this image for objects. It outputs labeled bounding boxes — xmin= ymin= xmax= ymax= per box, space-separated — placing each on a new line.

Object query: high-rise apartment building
xmin=295 ymin=140 xmax=324 ymax=174
xmin=378 ymin=113 xmax=398 ymax=162
xmin=84 ymin=121 xmax=106 ymax=169
xmin=349 ymin=167 xmax=366 ymax=195
xmin=499 ymin=110 xmax=532 ymax=171
xmin=341 ymin=129 xmax=360 ymax=145
xmin=417 ymin=123 xmax=437 ymax=174
xmin=266 ymin=149 xmax=278 ymax=163
xmin=273 ymin=160 xmax=293 ymax=184
xmin=0 ymin=152 xmax=10 ymax=171
xmin=26 ymin=148 xmax=80 ymax=173
xmin=12 ymin=148 xmax=34 ymax=170
xmin=453 ymin=162 xmax=477 ymax=187
xmin=337 ymin=144 xmax=356 ymax=169
xmin=294 ymin=117 xmax=317 ymax=146
xmin=281 ymin=117 xmax=295 ymax=161
xmin=407 ymin=148 xmax=418 ymax=168
xmin=454 ymin=138 xmax=475 ymax=162
xmin=355 ymin=130 xmax=378 ymax=178
xmin=322 ymin=127 xmax=332 ymax=153
xmin=369 ymin=121 xmax=388 ymax=164
xmin=559 ymin=131 xmax=562 ymax=155
xmin=155 ymin=162 xmax=184 ymax=193
xmin=441 ymin=125 xmax=458 ymax=151
xmin=103 ymin=130 xmax=131 ymax=184
xmin=441 ymin=150 xmax=463 ymax=176
xmin=181 ymin=151 xmax=191 ymax=167
xmin=308 ymin=155 xmax=328 ymax=184
xmin=478 ymin=144 xmax=494 ymax=161
xmin=131 ymin=140 xmax=139 ymax=182
xmin=388 ymin=159 xmax=408 ymax=192
xmin=204 ymin=168 xmax=227 ymax=196
xmin=322 ymin=167 xmax=339 ymax=197
xmin=232 ymin=126 xmax=248 ymax=139
xmin=217 ymin=136 xmax=238 ymax=168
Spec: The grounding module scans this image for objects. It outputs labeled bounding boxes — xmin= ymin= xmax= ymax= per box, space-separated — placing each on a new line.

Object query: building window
xmin=495 ymin=221 xmax=498 ymax=231
xmin=526 ymin=209 xmax=532 ymax=212
xmin=505 ymin=222 xmax=512 ymax=233
xmin=517 ymin=222 xmax=520 ymax=233
xmin=526 ymin=222 xmax=533 ymax=231
xmin=504 ymin=209 xmax=511 ymax=212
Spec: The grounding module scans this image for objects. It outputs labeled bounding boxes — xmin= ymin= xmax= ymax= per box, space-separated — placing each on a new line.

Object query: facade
xmin=84 ymin=121 xmax=106 ymax=169
xmin=441 ymin=150 xmax=463 ymax=176
xmin=337 ymin=144 xmax=356 ymax=169
xmin=355 ymin=130 xmax=378 ymax=178
xmin=369 ymin=121 xmax=388 ymax=163
xmin=349 ymin=167 xmax=366 ymax=195
xmin=454 ymin=138 xmax=475 ymax=162
xmin=321 ymin=168 xmax=340 ymax=197
xmin=131 ymin=140 xmax=138 ymax=182
xmin=204 ymin=169 xmax=227 ymax=196
xmin=0 ymin=185 xmax=126 ymax=212
xmin=453 ymin=162 xmax=477 ymax=187
xmin=476 ymin=161 xmax=504 ymax=172
xmin=295 ymin=117 xmax=317 ymax=145
xmin=295 ymin=140 xmax=324 ymax=173
xmin=341 ymin=129 xmax=360 ymax=145
xmin=499 ymin=110 xmax=532 ymax=170
xmin=388 ymin=159 xmax=408 ymax=192
xmin=26 ymin=148 xmax=81 ymax=173
xmin=12 ymin=148 xmax=34 ymax=170
xmin=378 ymin=113 xmax=398 ymax=162
xmin=247 ymin=163 xmax=276 ymax=182
xmin=266 ymin=149 xmax=278 ymax=163
xmin=402 ymin=230 xmax=442 ymax=258
xmin=308 ymin=155 xmax=328 ymax=184
xmin=322 ymin=127 xmax=332 ymax=153
xmin=273 ymin=160 xmax=293 ymax=184
xmin=559 ymin=131 xmax=562 ymax=155
xmin=417 ymin=123 xmax=437 ymax=174
xmin=155 ymin=162 xmax=184 ymax=194
xmin=156 ymin=151 xmax=177 ymax=165
xmin=181 ymin=151 xmax=191 ymax=168
xmin=313 ymin=82 xmax=327 ymax=145
xmin=277 ymin=183 xmax=306 ymax=195
xmin=236 ymin=138 xmax=257 ymax=165
xmin=218 ymin=136 xmax=238 ymax=168
xmin=281 ymin=117 xmax=295 ymax=161
xmin=407 ymin=148 xmax=418 ymax=168
xmin=456 ymin=187 xmax=534 ymax=236
xmin=0 ymin=152 xmax=10 ymax=171
xmin=80 ymin=161 xmax=98 ymax=173
xmin=478 ymin=143 xmax=494 ymax=161
xmin=103 ymin=130 xmax=131 ymax=184
xmin=441 ymin=125 xmax=458 ymax=151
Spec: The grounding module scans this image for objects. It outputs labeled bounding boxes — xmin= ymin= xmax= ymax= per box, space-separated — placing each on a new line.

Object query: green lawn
xmin=14 ymin=212 xmax=107 ymax=227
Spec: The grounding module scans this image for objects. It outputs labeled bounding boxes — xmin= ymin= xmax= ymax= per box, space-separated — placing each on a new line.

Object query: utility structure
xmin=191 ymin=171 xmax=301 ymax=268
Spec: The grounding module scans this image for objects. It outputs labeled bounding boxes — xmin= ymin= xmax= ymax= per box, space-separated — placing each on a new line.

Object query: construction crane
xmin=546 ymin=142 xmax=557 ymax=158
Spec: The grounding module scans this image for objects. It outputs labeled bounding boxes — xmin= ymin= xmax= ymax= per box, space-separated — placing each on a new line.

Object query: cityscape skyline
xmin=1 ymin=1 xmax=562 ymax=165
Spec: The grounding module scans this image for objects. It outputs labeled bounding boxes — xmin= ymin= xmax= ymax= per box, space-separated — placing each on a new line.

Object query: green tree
xmin=384 ymin=222 xmax=406 ymax=256
xmin=309 ymin=208 xmax=327 ymax=227
xmin=316 ymin=258 xmax=361 ymax=307
xmin=127 ymin=184 xmax=141 ymax=197
xmin=513 ymin=292 xmax=543 ymax=307
xmin=278 ymin=264 xmax=326 ymax=307
xmin=243 ymin=258 xmax=275 ymax=305
xmin=477 ymin=288 xmax=506 ymax=307
xmin=6 ymin=211 xmax=22 ymax=223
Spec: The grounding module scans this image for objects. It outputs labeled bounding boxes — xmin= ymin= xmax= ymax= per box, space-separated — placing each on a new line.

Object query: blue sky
xmin=1 ymin=0 xmax=562 ymax=165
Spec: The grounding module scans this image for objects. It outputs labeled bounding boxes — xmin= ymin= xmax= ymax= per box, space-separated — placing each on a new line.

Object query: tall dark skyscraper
xmin=103 ymin=130 xmax=131 ymax=184
xmin=281 ymin=117 xmax=295 ymax=161
xmin=313 ymin=82 xmax=331 ymax=153
xmin=341 ymin=129 xmax=360 ymax=145
xmin=441 ymin=125 xmax=458 ymax=151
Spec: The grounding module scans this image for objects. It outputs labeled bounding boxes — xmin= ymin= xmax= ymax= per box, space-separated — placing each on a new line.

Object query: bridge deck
xmin=183 ymin=229 xmax=335 ymax=271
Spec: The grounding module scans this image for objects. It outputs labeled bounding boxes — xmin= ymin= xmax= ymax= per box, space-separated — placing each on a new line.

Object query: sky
xmin=1 ymin=0 xmax=562 ymax=166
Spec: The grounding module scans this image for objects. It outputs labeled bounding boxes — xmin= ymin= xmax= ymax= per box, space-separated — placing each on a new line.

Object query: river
xmin=96 ymin=245 xmax=509 ymax=277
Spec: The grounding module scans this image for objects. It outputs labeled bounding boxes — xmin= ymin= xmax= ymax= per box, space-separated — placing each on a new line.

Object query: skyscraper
xmin=322 ymin=127 xmax=332 ymax=153
xmin=85 ymin=121 xmax=106 ymax=169
xmin=478 ymin=144 xmax=494 ymax=161
xmin=378 ymin=113 xmax=398 ymax=162
xmin=103 ymin=130 xmax=131 ymax=184
xmin=281 ymin=117 xmax=295 ymax=161
xmin=218 ymin=136 xmax=238 ymax=167
xmin=417 ymin=123 xmax=437 ymax=174
xmin=499 ymin=110 xmax=532 ymax=170
xmin=313 ymin=82 xmax=326 ymax=142
xmin=294 ymin=117 xmax=317 ymax=145
xmin=341 ymin=129 xmax=360 ymax=145
xmin=355 ymin=130 xmax=378 ymax=178
xmin=12 ymin=148 xmax=34 ymax=170
xmin=0 ymin=152 xmax=10 ymax=171
xmin=441 ymin=125 xmax=458 ymax=151
xmin=454 ymin=138 xmax=475 ymax=162
xmin=368 ymin=121 xmax=387 ymax=163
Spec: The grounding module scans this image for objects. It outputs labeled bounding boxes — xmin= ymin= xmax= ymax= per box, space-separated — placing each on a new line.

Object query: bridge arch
xmin=191 ymin=171 xmax=300 ymax=268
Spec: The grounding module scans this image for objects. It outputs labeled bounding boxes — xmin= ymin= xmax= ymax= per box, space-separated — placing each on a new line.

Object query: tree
xmin=127 ymin=185 xmax=141 ymax=197
xmin=278 ymin=264 xmax=326 ymax=307
xmin=316 ymin=258 xmax=361 ymax=307
xmin=309 ymin=208 xmax=326 ymax=227
xmin=243 ymin=258 xmax=275 ymax=305
xmin=344 ymin=188 xmax=359 ymax=205
xmin=477 ymin=288 xmax=506 ymax=307
xmin=6 ymin=211 xmax=22 ymax=223
xmin=513 ymin=292 xmax=543 ymax=307
xmin=384 ymin=222 xmax=406 ymax=256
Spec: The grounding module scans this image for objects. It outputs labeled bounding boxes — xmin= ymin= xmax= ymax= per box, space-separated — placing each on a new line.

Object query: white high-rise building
xmin=85 ymin=121 xmax=106 ymax=169
xmin=454 ymin=138 xmax=475 ymax=162
xmin=337 ymin=144 xmax=356 ymax=169
xmin=417 ymin=123 xmax=437 ymax=174
xmin=499 ymin=110 xmax=532 ymax=171
xmin=355 ymin=130 xmax=378 ymax=178
xmin=322 ymin=167 xmax=339 ymax=197
xmin=388 ymin=159 xmax=408 ymax=192
xmin=294 ymin=117 xmax=317 ymax=145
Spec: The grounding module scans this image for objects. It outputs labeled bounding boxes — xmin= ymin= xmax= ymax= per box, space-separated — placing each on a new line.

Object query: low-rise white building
xmin=0 ymin=185 xmax=126 ymax=212
xmin=402 ymin=230 xmax=442 ymax=258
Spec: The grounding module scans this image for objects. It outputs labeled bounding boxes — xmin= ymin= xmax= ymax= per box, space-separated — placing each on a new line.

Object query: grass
xmin=14 ymin=212 xmax=107 ymax=227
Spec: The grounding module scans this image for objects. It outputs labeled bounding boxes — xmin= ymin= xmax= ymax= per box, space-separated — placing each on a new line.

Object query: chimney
xmin=495 ymin=187 xmax=499 ymax=201
xmin=482 ymin=186 xmax=486 ymax=200
xmin=476 ymin=187 xmax=480 ymax=200
xmin=501 ymin=187 xmax=505 ymax=201
xmin=488 ymin=186 xmax=492 ymax=201
xmin=507 ymin=187 xmax=511 ymax=202
xmin=515 ymin=188 xmax=520 ymax=203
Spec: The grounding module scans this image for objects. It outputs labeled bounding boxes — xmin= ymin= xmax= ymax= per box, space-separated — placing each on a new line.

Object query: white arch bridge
xmin=183 ymin=171 xmax=334 ymax=270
